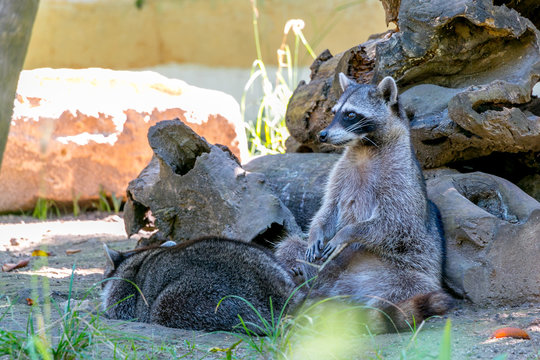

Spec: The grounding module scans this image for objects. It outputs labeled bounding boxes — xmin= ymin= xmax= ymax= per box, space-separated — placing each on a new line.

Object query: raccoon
xmin=102 ymin=237 xmax=302 ymax=333
xmin=276 ymin=74 xmax=452 ymax=332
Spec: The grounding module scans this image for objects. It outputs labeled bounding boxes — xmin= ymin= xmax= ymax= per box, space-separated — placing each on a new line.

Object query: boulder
xmin=124 ymin=120 xmax=301 ymax=245
xmin=518 ymin=174 xmax=540 ymax=202
xmin=0 ymin=68 xmax=247 ymax=212
xmin=244 ymin=153 xmax=340 ymax=231
xmin=244 ymin=153 xmax=540 ymax=305
xmin=427 ymin=172 xmax=540 ymax=306
xmin=285 ymin=0 xmax=540 ymax=179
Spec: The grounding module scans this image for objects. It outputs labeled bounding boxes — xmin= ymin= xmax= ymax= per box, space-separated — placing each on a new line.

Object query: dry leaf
xmin=10 ymin=238 xmax=19 ymax=246
xmin=490 ymin=327 xmax=530 ymax=340
xmin=26 ymin=298 xmax=34 ymax=306
xmin=65 ymin=249 xmax=81 ymax=255
xmin=31 ymin=249 xmax=50 ymax=257
xmin=2 ymin=258 xmax=30 ymax=272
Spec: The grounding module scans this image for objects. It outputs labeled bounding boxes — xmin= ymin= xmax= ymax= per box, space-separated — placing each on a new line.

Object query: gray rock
xmin=517 ymin=174 xmax=540 ymax=203
xmin=244 ymin=153 xmax=340 ymax=231
xmin=427 ymin=172 xmax=540 ymax=306
xmin=124 ymin=119 xmax=301 ymax=245
xmin=248 ymin=154 xmax=540 ymax=306
xmin=285 ymin=0 xmax=540 ymax=176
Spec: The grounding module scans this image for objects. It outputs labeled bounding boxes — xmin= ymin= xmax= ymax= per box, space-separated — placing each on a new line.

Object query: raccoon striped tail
xmin=374 ymin=291 xmax=453 ymax=333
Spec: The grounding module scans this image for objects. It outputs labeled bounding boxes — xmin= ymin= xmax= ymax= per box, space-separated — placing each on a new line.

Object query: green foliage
xmin=111 ymin=193 xmax=122 ymax=214
xmin=32 ymin=198 xmax=60 ymax=220
xmin=242 ymin=0 xmax=316 ymax=156
xmin=96 ymin=186 xmax=122 ymax=213
xmin=219 ymin=282 xmax=457 ymax=360
xmin=72 ymin=192 xmax=81 ymax=217
xmin=438 ymin=319 xmax=452 ymax=360
xmin=98 ymin=186 xmax=112 ymax=213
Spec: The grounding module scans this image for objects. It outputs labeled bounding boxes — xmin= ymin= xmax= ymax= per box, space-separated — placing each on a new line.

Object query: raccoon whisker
xmin=344 ymin=121 xmax=369 ymax=132
xmin=363 ymin=136 xmax=379 ymax=148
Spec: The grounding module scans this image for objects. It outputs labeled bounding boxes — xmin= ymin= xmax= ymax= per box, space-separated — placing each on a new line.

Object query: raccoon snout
xmin=319 ymin=130 xmax=328 ymax=143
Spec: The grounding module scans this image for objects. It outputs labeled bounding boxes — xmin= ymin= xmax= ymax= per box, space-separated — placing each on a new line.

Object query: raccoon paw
xmin=306 ymin=240 xmax=323 ymax=262
xmin=320 ymin=242 xmax=337 ymax=261
xmin=291 ymin=265 xmax=304 ymax=277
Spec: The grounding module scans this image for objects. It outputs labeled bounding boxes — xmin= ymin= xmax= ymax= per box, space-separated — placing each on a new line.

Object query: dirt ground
xmin=0 ymin=213 xmax=538 ymax=359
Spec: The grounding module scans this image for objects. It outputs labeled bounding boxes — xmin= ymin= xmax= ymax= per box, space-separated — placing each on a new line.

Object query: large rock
xmin=244 ymin=153 xmax=340 ymax=231
xmin=285 ymin=0 xmax=540 ymax=178
xmin=124 ymin=120 xmax=300 ymax=245
xmin=0 ymin=68 xmax=247 ymax=212
xmin=427 ymin=172 xmax=540 ymax=306
xmin=244 ymin=153 xmax=540 ymax=305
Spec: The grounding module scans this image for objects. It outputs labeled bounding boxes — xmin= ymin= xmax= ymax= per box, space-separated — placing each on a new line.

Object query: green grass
xmin=71 ymin=193 xmax=81 ymax=218
xmin=241 ymin=0 xmax=316 ymax=156
xmin=216 ymin=283 xmax=455 ymax=360
xmin=31 ymin=198 xmax=60 ymax=220
xmin=1 ymin=265 xmax=457 ymax=360
xmin=0 ymin=265 xmax=193 ymax=360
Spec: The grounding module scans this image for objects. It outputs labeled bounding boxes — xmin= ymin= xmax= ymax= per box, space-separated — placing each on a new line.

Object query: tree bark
xmin=0 ymin=0 xmax=39 ymax=171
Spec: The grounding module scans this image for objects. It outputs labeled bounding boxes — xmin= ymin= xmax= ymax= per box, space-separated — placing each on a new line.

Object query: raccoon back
xmin=102 ymin=238 xmax=299 ymax=332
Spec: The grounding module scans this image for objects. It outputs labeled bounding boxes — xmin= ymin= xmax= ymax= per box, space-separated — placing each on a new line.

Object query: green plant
xmin=98 ymin=186 xmax=112 ymax=212
xmin=111 ymin=192 xmax=122 ymax=214
xmin=0 ymin=266 xmax=146 ymax=360
xmin=72 ymin=192 xmax=81 ymax=217
xmin=32 ymin=198 xmax=60 ymax=220
xmin=241 ymin=0 xmax=316 ymax=156
xmin=438 ymin=319 xmax=452 ymax=360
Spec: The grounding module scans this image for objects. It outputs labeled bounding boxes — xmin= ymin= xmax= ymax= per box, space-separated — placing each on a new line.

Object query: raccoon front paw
xmin=305 ymin=239 xmax=323 ymax=262
xmin=320 ymin=242 xmax=337 ymax=261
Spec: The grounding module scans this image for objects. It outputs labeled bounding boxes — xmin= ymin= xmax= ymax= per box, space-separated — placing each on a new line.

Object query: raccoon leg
xmin=275 ymin=235 xmax=312 ymax=284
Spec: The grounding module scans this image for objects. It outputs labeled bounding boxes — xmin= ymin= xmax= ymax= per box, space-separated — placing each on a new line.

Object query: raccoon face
xmin=319 ymin=74 xmax=399 ymax=146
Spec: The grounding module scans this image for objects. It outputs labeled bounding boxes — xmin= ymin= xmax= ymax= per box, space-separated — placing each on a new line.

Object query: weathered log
xmin=124 ymin=119 xmax=301 ymax=246
xmin=245 ymin=153 xmax=540 ymax=306
xmin=285 ymin=0 xmax=540 ymax=180
xmin=244 ymin=153 xmax=340 ymax=231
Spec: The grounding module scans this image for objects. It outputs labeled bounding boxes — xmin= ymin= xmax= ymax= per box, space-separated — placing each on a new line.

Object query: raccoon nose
xmin=319 ymin=130 xmax=328 ymax=143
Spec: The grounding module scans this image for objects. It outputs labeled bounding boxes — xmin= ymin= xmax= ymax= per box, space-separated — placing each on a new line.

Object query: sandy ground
xmin=0 ymin=213 xmax=538 ymax=359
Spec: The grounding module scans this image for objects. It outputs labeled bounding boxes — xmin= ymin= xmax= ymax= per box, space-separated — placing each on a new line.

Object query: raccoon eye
xmin=346 ymin=112 xmax=357 ymax=120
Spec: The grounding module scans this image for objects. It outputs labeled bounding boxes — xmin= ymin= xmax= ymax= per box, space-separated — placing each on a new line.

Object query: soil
xmin=0 ymin=213 xmax=539 ymax=359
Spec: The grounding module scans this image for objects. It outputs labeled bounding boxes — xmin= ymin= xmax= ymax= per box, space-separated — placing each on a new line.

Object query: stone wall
xmin=23 ymin=0 xmax=388 ymax=69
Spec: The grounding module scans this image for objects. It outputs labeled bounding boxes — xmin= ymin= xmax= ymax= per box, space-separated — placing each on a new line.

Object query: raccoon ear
xmin=338 ymin=72 xmax=354 ymax=92
xmin=103 ymin=243 xmax=122 ymax=270
xmin=376 ymin=76 xmax=398 ymax=105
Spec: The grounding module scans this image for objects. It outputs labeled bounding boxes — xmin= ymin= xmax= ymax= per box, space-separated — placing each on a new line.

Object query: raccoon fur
xmin=276 ymin=74 xmax=452 ymax=332
xmin=102 ymin=237 xmax=302 ymax=333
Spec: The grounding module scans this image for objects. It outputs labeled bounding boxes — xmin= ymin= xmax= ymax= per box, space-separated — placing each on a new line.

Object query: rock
xmin=124 ymin=120 xmax=301 ymax=245
xmin=244 ymin=153 xmax=341 ymax=231
xmin=0 ymin=68 xmax=247 ymax=212
xmin=285 ymin=0 xmax=540 ymax=179
xmin=249 ymin=153 xmax=540 ymax=306
xmin=427 ymin=172 xmax=540 ymax=306
xmin=518 ymin=174 xmax=540 ymax=202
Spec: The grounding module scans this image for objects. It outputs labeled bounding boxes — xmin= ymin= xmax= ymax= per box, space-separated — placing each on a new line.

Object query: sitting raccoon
xmin=276 ymin=74 xmax=452 ymax=332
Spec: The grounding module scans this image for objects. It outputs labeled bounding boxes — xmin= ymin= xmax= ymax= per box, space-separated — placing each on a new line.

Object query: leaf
xmin=65 ymin=249 xmax=82 ymax=255
xmin=31 ymin=249 xmax=50 ymax=257
xmin=439 ymin=319 xmax=452 ymax=360
xmin=490 ymin=327 xmax=530 ymax=340
xmin=26 ymin=298 xmax=34 ymax=306
xmin=2 ymin=258 xmax=30 ymax=272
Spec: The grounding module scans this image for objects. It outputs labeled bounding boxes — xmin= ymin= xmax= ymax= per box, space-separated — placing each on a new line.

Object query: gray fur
xmin=277 ymin=74 xmax=451 ymax=330
xmin=102 ymin=238 xmax=301 ymax=333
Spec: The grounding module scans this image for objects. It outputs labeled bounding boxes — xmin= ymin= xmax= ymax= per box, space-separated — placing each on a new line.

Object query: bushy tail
xmin=375 ymin=290 xmax=453 ymax=333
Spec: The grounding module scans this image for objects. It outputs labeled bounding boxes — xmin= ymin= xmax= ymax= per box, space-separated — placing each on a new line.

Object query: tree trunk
xmin=0 ymin=0 xmax=39 ymax=171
